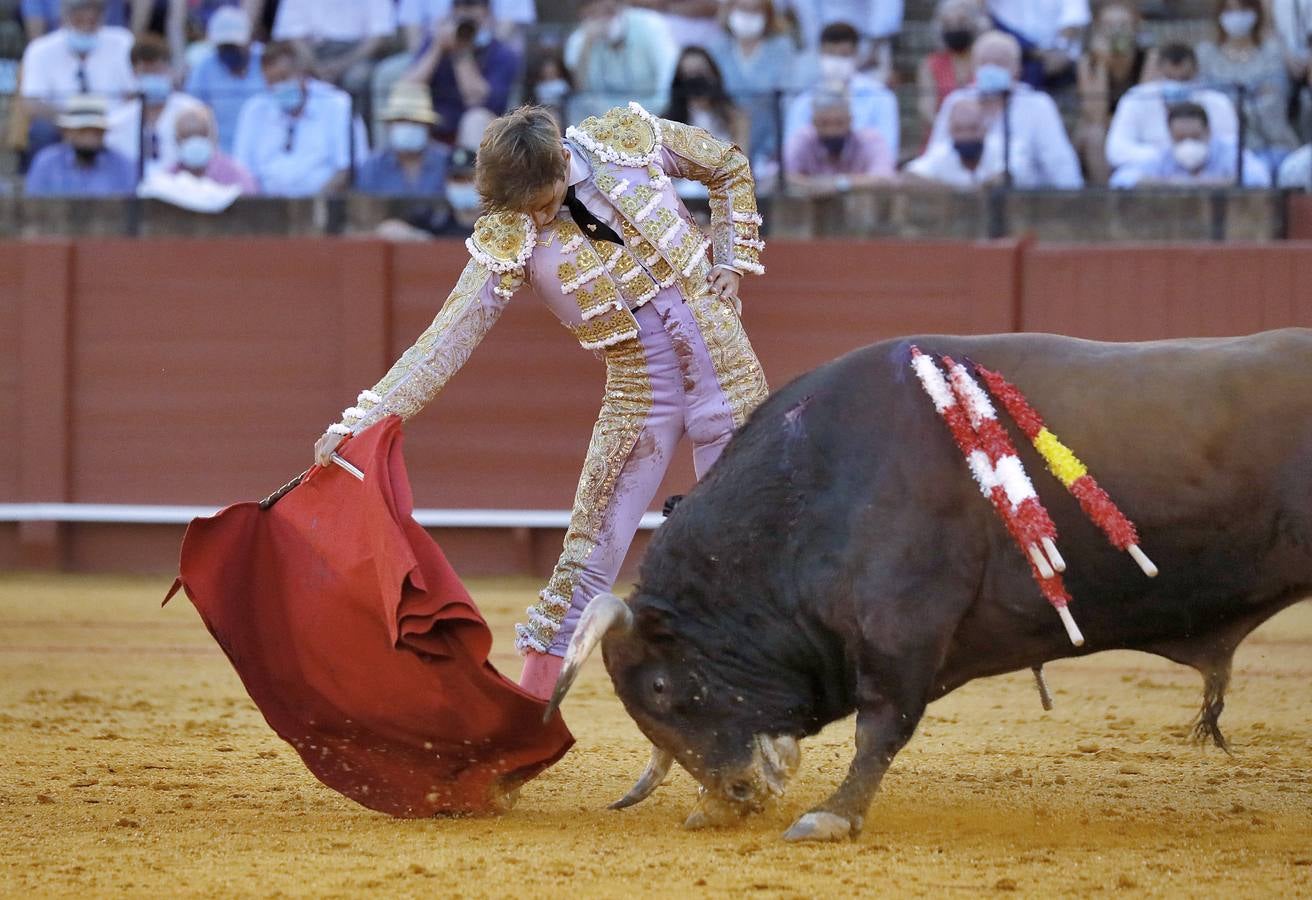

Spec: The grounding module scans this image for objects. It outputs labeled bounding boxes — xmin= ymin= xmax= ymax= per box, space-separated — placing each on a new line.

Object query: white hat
xmin=379 ymin=82 xmax=439 ymax=125
xmin=57 ymin=94 xmax=110 ymax=130
xmin=207 ymin=6 xmax=251 ymax=45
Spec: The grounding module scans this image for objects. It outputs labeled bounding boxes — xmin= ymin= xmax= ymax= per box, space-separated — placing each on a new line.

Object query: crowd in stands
xmin=4 ymin=0 xmax=1312 ymax=225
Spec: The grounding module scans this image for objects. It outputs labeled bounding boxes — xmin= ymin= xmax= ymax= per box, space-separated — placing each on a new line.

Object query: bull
xmin=546 ymin=328 xmax=1312 ymax=842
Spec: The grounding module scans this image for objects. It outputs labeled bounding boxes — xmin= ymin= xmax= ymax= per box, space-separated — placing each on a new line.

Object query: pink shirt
xmin=172 ymin=152 xmax=260 ymax=195
xmin=784 ymin=126 xmax=893 ymax=178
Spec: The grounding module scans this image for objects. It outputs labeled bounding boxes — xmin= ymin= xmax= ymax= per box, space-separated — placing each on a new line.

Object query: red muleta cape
xmin=166 ymin=417 xmax=573 ymax=817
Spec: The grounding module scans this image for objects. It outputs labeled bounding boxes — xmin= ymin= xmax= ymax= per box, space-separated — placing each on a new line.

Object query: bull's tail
xmin=1190 ymin=661 xmax=1232 ymax=753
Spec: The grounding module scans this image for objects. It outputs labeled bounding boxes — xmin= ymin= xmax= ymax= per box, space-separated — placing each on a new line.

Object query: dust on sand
xmin=1 ymin=573 xmax=1309 ymax=897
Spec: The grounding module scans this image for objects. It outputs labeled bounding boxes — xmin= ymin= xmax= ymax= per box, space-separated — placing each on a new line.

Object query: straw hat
xmin=380 ymin=82 xmax=439 ymax=125
xmin=57 ymin=94 xmax=110 ymax=130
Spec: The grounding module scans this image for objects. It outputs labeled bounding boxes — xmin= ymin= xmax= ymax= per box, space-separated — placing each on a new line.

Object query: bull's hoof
xmin=782 ymin=811 xmax=853 ymax=842
xmin=683 ymin=808 xmax=711 ymax=830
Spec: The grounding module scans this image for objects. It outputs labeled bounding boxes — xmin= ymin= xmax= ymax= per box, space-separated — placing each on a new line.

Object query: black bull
xmin=546 ymin=328 xmax=1312 ymax=842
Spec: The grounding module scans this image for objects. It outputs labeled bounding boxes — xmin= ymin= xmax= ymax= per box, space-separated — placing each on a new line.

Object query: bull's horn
xmin=542 ymin=592 xmax=633 ymax=723
xmin=609 ymin=746 xmax=674 ymax=809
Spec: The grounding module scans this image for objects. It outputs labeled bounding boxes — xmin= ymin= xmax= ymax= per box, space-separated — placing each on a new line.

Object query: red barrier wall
xmin=2 ymin=237 xmax=1308 ymax=575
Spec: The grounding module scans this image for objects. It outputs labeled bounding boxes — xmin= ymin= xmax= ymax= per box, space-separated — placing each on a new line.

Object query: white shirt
xmin=105 ymin=92 xmax=208 ymax=177
xmin=1272 ymin=0 xmax=1312 ymax=64
xmin=779 ymin=0 xmax=905 ymax=45
xmin=20 ymin=26 xmax=135 ymax=108
xmin=1105 ymin=81 xmax=1239 ymax=170
xmin=233 ymin=80 xmax=369 ymax=196
xmin=930 ymin=84 xmax=1084 ymax=188
xmin=397 ymin=0 xmax=536 ymax=27
xmin=1277 ymin=144 xmax=1312 ymax=189
xmin=986 ymin=0 xmax=1090 ymax=49
xmin=273 ymin=0 xmax=396 ymax=42
xmin=785 ymin=73 xmax=900 ymax=162
xmin=905 ymin=135 xmax=1023 ymax=188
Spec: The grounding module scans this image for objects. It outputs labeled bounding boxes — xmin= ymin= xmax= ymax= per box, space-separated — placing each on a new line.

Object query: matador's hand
xmin=314 ymin=430 xmax=346 ymax=468
xmin=707 ymin=266 xmax=741 ymax=304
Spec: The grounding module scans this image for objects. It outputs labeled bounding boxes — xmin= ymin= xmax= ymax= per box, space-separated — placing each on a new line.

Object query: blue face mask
xmin=388 ymin=121 xmax=430 ymax=153
xmin=975 ymin=63 xmax=1013 ymax=94
xmin=446 ymin=181 xmax=481 ymax=211
xmin=1161 ymin=80 xmax=1192 ymax=104
xmin=178 ymin=135 xmax=215 ymax=170
xmin=270 ymin=79 xmax=304 ymax=114
xmin=66 ymin=30 xmax=99 ymax=55
xmin=137 ymin=73 xmax=172 ymax=105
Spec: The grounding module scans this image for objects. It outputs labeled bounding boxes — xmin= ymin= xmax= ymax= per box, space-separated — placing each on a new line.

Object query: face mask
xmin=178 ymin=135 xmax=214 ymax=169
xmin=535 ymin=77 xmax=570 ymax=105
xmin=1219 ymin=8 xmax=1257 ymax=37
xmin=818 ymin=53 xmax=856 ymax=83
xmin=954 ymin=138 xmax=985 ymax=166
xmin=216 ymin=44 xmax=248 ymax=73
xmin=73 ymin=145 xmax=100 ymax=164
xmin=388 ymin=121 xmax=430 ymax=153
xmin=270 ymin=80 xmax=304 ymax=114
xmin=728 ymin=10 xmax=767 ymax=41
xmin=975 ymin=63 xmax=1013 ymax=94
xmin=606 ymin=14 xmax=626 ymax=43
xmin=1172 ymin=138 xmax=1210 ymax=171
xmin=683 ymin=74 xmax=715 ymax=98
xmin=1160 ymin=80 xmax=1192 ymax=104
xmin=820 ymin=134 xmax=848 ymax=156
xmin=137 ymin=73 xmax=172 ymax=105
xmin=66 ymin=30 xmax=99 ymax=55
xmin=942 ymin=28 xmax=974 ymax=52
xmin=446 ymin=182 xmax=481 ymax=210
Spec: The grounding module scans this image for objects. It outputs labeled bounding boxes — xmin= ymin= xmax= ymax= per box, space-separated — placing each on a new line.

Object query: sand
xmin=1 ymin=572 xmax=1309 ymax=897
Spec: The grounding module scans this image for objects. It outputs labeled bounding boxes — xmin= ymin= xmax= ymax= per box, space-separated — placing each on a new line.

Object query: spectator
xmin=271 ymin=0 xmax=396 ymax=101
xmin=106 ymin=36 xmax=207 ymax=177
xmin=916 ymin=0 xmax=987 ymax=136
xmin=1276 ymin=142 xmax=1311 ymax=187
xmin=905 ymin=95 xmax=1021 ymax=187
xmin=439 ymin=145 xmax=483 ymax=234
xmin=1110 ymin=101 xmax=1270 ymax=186
xmin=784 ymin=88 xmax=892 ymax=190
xmin=25 ymin=94 xmax=136 ymax=195
xmin=171 ymin=105 xmax=259 ymax=193
xmin=984 ymin=0 xmax=1090 ymax=90
xmin=654 ymin=0 xmax=724 ymax=51
xmin=1196 ymin=0 xmax=1301 ymax=172
xmin=357 ymin=83 xmax=449 ymax=195
xmin=711 ymin=0 xmax=805 ymax=168
xmin=1105 ymin=42 xmax=1239 ymax=171
xmin=929 ymin=30 xmax=1084 ymax=187
xmin=233 ymin=41 xmax=369 ymax=196
xmin=785 ymin=22 xmax=899 ymax=162
xmin=663 ymin=47 xmax=748 ymax=145
xmin=407 ymin=0 xmax=521 ymax=146
xmin=564 ymin=0 xmax=678 ymax=121
xmin=777 ymin=0 xmax=904 ymax=83
xmin=184 ymin=7 xmax=267 ymax=156
xmin=21 ymin=0 xmax=127 ymax=40
xmin=1271 ymin=0 xmax=1312 ymax=91
xmin=20 ymin=0 xmax=135 ymax=159
xmin=522 ymin=47 xmax=575 ymax=129
xmin=1075 ymin=0 xmax=1155 ymax=184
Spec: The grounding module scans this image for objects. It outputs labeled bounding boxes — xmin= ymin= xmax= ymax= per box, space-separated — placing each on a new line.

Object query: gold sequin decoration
xmin=685 ymin=293 xmax=768 ymax=429
xmin=576 ymin=106 xmax=658 ymax=161
xmin=573 ymin=303 xmax=638 ymax=347
xmin=469 ymin=211 xmax=533 ymax=270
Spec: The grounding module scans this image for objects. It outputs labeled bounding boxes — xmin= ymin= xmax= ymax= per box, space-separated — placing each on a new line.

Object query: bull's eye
xmin=652 ymin=677 xmax=666 ymax=694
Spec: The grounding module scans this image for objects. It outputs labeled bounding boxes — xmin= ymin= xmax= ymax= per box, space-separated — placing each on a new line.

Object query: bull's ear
xmin=634 ymin=602 xmax=677 ymax=643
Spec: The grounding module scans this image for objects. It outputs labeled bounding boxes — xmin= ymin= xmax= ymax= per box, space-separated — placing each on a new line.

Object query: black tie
xmin=564 ymin=185 xmax=623 ymax=245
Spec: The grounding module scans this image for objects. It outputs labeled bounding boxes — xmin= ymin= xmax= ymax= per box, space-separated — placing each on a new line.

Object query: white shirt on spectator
xmin=397 ymin=0 xmax=536 ymax=27
xmin=1109 ymin=139 xmax=1270 ymax=188
xmin=1277 ymin=144 xmax=1312 ymax=188
xmin=1105 ymin=81 xmax=1239 ymax=170
xmin=105 ymin=92 xmax=208 ymax=177
xmin=273 ymin=0 xmax=396 ymax=42
xmin=1271 ymin=0 xmax=1312 ymax=66
xmin=986 ymin=0 xmax=1090 ymax=50
xmin=233 ymin=80 xmax=369 ymax=196
xmin=905 ymin=134 xmax=1029 ymax=187
xmin=778 ymin=0 xmax=905 ymax=47
xmin=20 ymin=26 xmax=135 ymax=109
xmin=785 ymin=73 xmax=900 ymax=162
xmin=930 ymin=84 xmax=1084 ymax=188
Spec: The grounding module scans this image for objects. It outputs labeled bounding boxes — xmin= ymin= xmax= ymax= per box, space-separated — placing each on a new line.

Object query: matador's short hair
xmin=475 ymin=105 xmax=568 ymax=212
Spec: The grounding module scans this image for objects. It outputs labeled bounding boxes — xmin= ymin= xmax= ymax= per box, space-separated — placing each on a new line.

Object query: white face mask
xmin=446 ymin=181 xmax=481 ymax=211
xmin=1172 ymin=138 xmax=1210 ymax=171
xmin=818 ymin=53 xmax=856 ymax=84
xmin=388 ymin=121 xmax=430 ymax=153
xmin=535 ymin=77 xmax=570 ymax=105
xmin=1219 ymin=8 xmax=1257 ymax=37
xmin=728 ymin=10 xmax=767 ymax=40
xmin=177 ymin=135 xmax=214 ymax=170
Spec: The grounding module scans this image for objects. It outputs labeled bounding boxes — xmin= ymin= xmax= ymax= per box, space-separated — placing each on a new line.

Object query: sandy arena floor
xmin=0 ymin=572 xmax=1309 ymax=897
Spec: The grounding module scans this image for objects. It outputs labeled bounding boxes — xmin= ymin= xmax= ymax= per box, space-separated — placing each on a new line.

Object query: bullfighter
xmin=313 ymin=103 xmax=770 ymax=699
